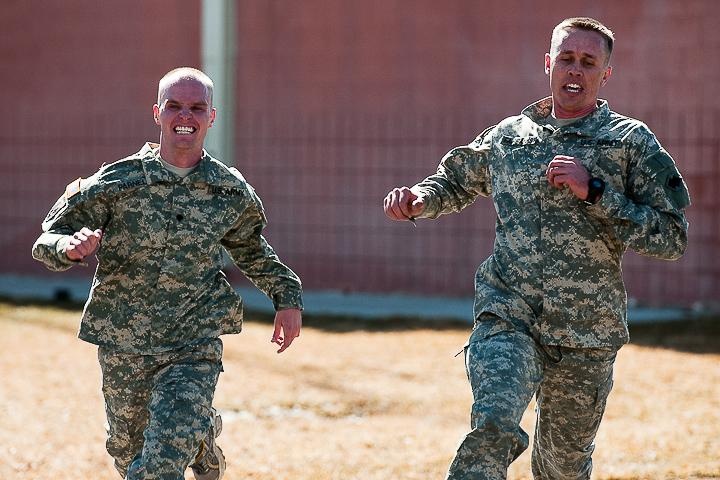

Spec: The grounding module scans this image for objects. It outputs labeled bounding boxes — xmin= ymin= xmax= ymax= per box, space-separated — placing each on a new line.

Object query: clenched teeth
xmin=174 ymin=126 xmax=196 ymax=134
xmin=565 ymin=84 xmax=582 ymax=93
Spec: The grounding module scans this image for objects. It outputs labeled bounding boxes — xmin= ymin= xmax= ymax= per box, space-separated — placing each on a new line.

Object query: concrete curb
xmin=0 ymin=273 xmax=702 ymax=325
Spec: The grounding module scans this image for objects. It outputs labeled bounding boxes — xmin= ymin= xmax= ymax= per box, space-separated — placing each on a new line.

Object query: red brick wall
xmin=3 ymin=0 xmax=718 ymax=307
xmin=1 ymin=0 xmax=201 ymax=276
xmin=231 ymin=0 xmax=720 ymax=307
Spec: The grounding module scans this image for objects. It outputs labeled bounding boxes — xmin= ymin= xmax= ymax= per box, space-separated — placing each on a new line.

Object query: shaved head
xmin=157 ymin=67 xmax=214 ymax=106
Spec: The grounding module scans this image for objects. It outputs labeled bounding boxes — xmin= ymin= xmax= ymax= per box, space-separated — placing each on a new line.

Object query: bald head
xmin=157 ymin=67 xmax=214 ymax=106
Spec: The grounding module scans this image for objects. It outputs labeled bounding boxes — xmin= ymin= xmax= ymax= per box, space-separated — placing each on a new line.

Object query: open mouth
xmin=564 ymin=83 xmax=583 ymax=94
xmin=174 ymin=126 xmax=196 ymax=135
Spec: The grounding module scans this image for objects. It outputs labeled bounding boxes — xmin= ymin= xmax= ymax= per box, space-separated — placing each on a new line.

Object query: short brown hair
xmin=551 ymin=17 xmax=615 ymax=61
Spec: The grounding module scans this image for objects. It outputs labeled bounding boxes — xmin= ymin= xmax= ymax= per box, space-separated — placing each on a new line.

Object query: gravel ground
xmin=1 ymin=302 xmax=718 ymax=480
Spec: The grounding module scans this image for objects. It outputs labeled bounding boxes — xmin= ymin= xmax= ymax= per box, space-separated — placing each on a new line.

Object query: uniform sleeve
xmin=221 ymin=188 xmax=303 ymax=311
xmin=413 ymin=126 xmax=495 ymax=218
xmin=31 ymin=178 xmax=111 ymax=271
xmin=584 ymin=130 xmax=690 ymax=260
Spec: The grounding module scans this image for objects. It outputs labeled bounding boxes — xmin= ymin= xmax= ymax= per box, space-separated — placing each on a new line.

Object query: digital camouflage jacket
xmin=33 ymin=143 xmax=303 ymax=353
xmin=414 ymin=98 xmax=690 ymax=348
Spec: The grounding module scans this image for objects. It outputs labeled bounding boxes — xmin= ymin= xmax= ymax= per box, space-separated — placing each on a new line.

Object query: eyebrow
xmin=558 ymin=49 xmax=599 ymax=60
xmin=164 ymin=98 xmax=209 ymax=107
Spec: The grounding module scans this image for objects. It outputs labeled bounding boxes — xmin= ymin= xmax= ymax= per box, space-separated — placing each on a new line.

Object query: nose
xmin=568 ymin=60 xmax=583 ymax=76
xmin=179 ymin=106 xmax=192 ymax=119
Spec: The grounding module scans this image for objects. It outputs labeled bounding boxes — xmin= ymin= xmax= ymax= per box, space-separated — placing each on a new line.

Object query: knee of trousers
xmin=136 ymin=399 xmax=213 ymax=477
xmin=467 ymin=406 xmax=530 ymax=459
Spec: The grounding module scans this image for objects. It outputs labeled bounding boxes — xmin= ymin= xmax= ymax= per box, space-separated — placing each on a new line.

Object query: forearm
xmin=584 ymin=185 xmax=688 ymax=260
xmin=31 ymin=232 xmax=83 ymax=271
xmin=228 ymin=237 xmax=303 ymax=310
xmin=413 ymin=145 xmax=492 ymax=218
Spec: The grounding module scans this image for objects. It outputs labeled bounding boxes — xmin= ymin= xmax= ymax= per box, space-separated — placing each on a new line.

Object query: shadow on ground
xmin=628 ymin=317 xmax=720 ymax=354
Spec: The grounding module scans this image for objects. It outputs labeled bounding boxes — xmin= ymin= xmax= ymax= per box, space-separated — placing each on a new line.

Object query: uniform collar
xmin=137 ymin=142 xmax=216 ymax=185
xmin=521 ymin=97 xmax=611 ymax=137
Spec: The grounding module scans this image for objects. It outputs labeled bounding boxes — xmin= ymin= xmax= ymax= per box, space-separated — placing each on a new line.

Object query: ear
xmin=600 ymin=65 xmax=613 ymax=86
xmin=544 ymin=53 xmax=551 ymax=75
xmin=152 ymin=104 xmax=160 ymax=125
xmin=209 ymin=107 xmax=216 ymax=127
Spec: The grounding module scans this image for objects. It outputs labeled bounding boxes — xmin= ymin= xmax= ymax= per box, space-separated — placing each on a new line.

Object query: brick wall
xmin=3 ymin=0 xmax=718 ymax=307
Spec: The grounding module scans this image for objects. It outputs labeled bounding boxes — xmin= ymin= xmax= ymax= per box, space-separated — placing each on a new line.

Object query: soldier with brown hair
xmin=384 ymin=17 xmax=689 ymax=479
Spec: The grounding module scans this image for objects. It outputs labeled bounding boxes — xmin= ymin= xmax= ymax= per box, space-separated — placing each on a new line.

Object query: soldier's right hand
xmin=383 ymin=186 xmax=425 ymax=222
xmin=65 ymin=227 xmax=103 ymax=261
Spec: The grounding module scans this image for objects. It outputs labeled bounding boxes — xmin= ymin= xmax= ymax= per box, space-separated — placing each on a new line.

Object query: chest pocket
xmin=566 ymin=138 xmax=627 ymax=191
xmin=493 ymin=135 xmax=547 ymax=201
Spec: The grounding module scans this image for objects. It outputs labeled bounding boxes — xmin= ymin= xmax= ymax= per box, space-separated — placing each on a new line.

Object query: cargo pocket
xmin=461 ymin=314 xmax=516 ymax=382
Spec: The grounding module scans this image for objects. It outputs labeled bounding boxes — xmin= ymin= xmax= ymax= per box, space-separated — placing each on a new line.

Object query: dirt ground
xmin=0 ymin=302 xmax=718 ymax=480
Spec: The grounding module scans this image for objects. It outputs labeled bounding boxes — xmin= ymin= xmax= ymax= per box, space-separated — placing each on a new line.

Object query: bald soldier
xmin=384 ymin=18 xmax=689 ymax=479
xmin=33 ymin=67 xmax=303 ymax=480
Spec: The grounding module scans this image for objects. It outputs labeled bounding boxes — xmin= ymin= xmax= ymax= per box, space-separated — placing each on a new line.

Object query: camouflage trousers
xmin=447 ymin=315 xmax=617 ymax=480
xmin=98 ymin=339 xmax=223 ymax=480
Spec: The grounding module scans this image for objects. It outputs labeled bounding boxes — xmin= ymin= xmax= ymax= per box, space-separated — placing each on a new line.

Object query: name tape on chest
xmin=118 ymin=178 xmax=147 ymax=191
xmin=208 ymin=185 xmax=245 ymax=196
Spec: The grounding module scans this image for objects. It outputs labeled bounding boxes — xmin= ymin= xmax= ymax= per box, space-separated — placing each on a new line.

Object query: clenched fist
xmin=65 ymin=227 xmax=103 ymax=261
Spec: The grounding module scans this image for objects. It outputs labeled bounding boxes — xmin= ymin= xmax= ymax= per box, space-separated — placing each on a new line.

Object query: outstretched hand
xmin=65 ymin=227 xmax=103 ymax=261
xmin=271 ymin=308 xmax=302 ymax=353
xmin=383 ymin=186 xmax=425 ymax=222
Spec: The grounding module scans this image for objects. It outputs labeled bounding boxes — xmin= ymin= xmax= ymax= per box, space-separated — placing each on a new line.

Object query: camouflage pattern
xmin=99 ymin=338 xmax=223 ymax=479
xmin=446 ymin=314 xmax=616 ymax=479
xmin=32 ymin=142 xmax=303 ymax=353
xmin=414 ymin=98 xmax=690 ymax=348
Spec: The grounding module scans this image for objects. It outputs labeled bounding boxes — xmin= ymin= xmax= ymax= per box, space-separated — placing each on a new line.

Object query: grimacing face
xmin=153 ymin=77 xmax=216 ymax=156
xmin=545 ymin=27 xmax=612 ymax=118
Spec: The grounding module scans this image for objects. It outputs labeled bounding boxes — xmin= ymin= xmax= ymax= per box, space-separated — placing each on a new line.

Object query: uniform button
xmin=176 ymin=214 xmax=184 ymax=221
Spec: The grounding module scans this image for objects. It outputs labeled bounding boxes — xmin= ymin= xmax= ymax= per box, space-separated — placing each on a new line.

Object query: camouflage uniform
xmin=32 ymin=143 xmax=303 ymax=478
xmin=412 ymin=98 xmax=690 ymax=479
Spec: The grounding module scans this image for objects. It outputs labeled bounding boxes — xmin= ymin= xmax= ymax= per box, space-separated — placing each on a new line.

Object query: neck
xmin=158 ymin=145 xmax=203 ymax=168
xmin=552 ymin=101 xmax=598 ymax=119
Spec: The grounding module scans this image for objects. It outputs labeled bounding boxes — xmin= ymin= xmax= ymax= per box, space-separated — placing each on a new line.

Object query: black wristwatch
xmin=585 ymin=177 xmax=605 ymax=204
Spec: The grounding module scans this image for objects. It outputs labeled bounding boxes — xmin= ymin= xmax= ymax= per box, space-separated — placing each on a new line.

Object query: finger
xmin=552 ymin=173 xmax=571 ymax=187
xmin=389 ymin=189 xmax=407 ymax=221
xmin=548 ymin=159 xmax=575 ymax=166
xmin=277 ymin=335 xmax=296 ymax=353
xmin=547 ymin=171 xmax=563 ymax=188
xmin=271 ymin=320 xmax=282 ymax=344
xmin=74 ymin=232 xmax=88 ymax=242
xmin=397 ymin=188 xmax=417 ymax=219
xmin=397 ymin=191 xmax=412 ymax=218
xmin=410 ymin=196 xmax=425 ymax=215
xmin=79 ymin=227 xmax=95 ymax=237
xmin=384 ymin=190 xmax=398 ymax=219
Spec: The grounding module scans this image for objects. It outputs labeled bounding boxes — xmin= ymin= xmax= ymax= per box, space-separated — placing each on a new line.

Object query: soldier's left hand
xmin=271 ymin=308 xmax=302 ymax=353
xmin=546 ymin=155 xmax=591 ymax=200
